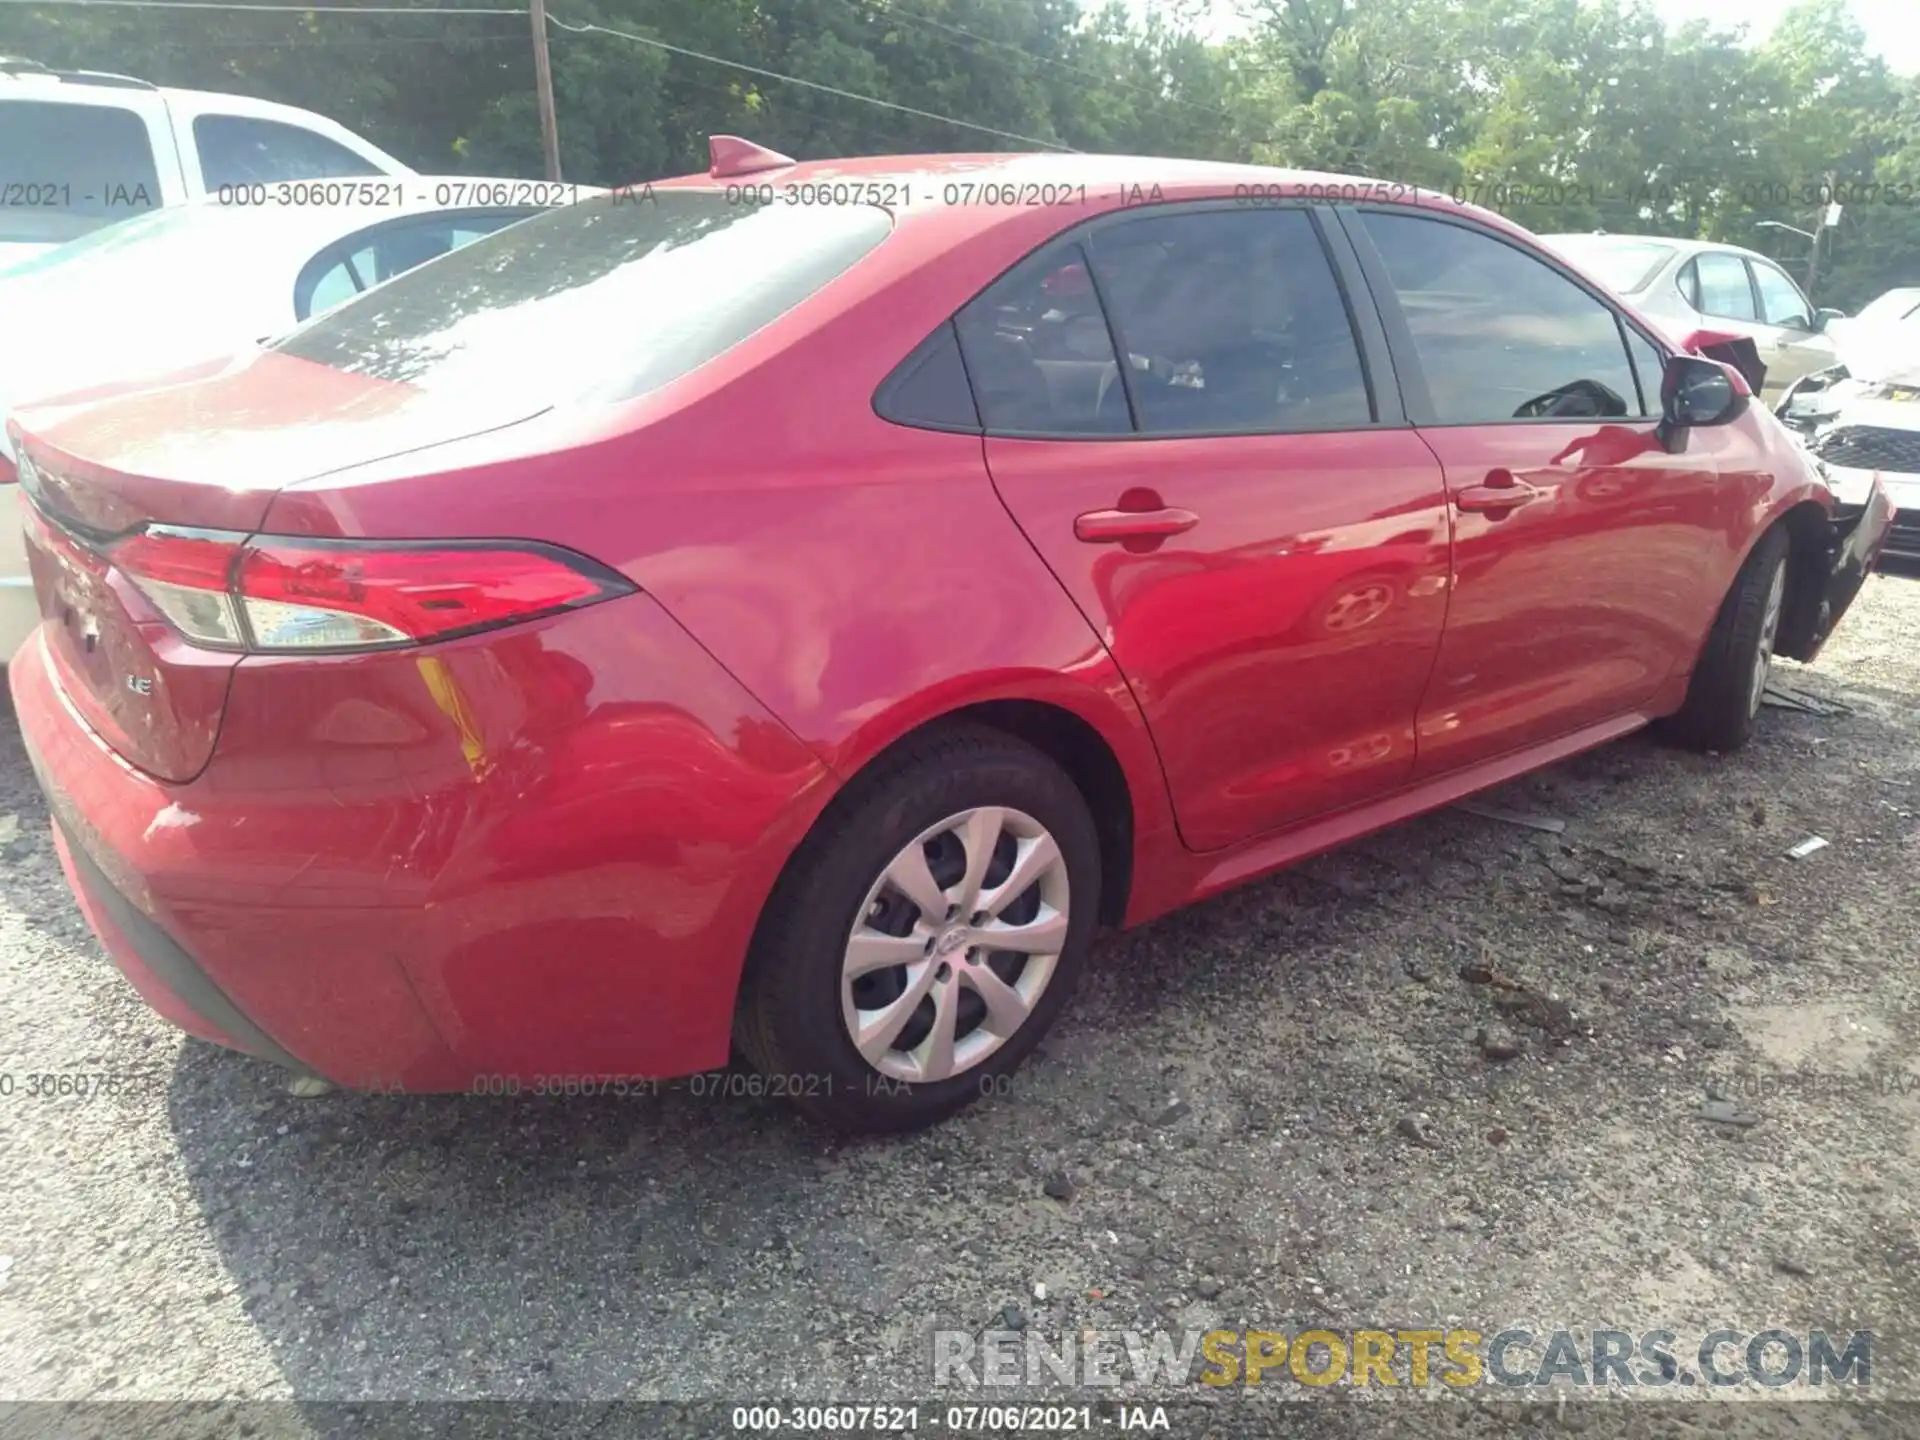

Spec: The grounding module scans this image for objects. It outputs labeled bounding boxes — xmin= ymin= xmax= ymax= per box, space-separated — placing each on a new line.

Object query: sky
xmin=1126 ymin=0 xmax=1920 ymax=76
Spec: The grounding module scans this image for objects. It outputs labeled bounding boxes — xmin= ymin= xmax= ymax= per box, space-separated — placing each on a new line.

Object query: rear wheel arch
xmin=731 ymin=714 xmax=1111 ymax=1130
xmin=945 ymin=699 xmax=1134 ymax=928
xmin=777 ymin=699 xmax=1138 ymax=934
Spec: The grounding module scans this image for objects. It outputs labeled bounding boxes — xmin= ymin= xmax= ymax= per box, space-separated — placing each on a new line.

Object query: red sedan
xmin=5 ymin=141 xmax=1892 ymax=1132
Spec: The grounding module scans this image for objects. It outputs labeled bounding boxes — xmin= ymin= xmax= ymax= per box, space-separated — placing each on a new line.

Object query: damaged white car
xmin=1778 ymin=311 xmax=1920 ymax=563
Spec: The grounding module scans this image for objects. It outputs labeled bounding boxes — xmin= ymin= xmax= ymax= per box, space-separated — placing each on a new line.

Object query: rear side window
xmin=274 ymin=191 xmax=892 ymax=405
xmin=1086 ymin=206 xmax=1371 ymax=434
xmin=955 ymin=241 xmax=1127 ymax=435
xmin=1360 ymin=211 xmax=1638 ymax=424
xmin=194 ymin=115 xmax=381 ymax=189
xmin=0 ymin=100 xmax=160 ymax=245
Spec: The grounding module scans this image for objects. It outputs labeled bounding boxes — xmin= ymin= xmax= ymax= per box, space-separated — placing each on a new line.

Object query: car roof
xmin=640 ymin=149 xmax=1528 ymax=248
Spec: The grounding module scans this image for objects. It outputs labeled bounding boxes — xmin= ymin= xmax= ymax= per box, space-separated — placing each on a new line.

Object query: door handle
xmin=1074 ymin=506 xmax=1200 ymax=543
xmin=1454 ymin=471 xmax=1542 ymax=514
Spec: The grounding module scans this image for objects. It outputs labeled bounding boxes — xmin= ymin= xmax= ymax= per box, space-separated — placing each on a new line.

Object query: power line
xmin=545 ymin=12 xmax=1076 ymax=152
xmin=870 ymin=0 xmax=1240 ymax=127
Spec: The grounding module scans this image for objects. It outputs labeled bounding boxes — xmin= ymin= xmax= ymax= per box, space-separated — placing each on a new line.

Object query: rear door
xmin=968 ymin=202 xmax=1453 ymax=852
xmin=1344 ymin=207 xmax=1733 ymax=779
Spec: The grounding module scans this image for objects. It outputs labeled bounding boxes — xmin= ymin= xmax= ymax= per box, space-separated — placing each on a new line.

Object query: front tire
xmin=1663 ymin=526 xmax=1789 ymax=752
xmin=735 ymin=724 xmax=1102 ymax=1134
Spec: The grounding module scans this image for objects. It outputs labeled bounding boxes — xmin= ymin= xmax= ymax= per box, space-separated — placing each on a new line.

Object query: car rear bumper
xmin=9 ymin=595 xmax=832 ymax=1091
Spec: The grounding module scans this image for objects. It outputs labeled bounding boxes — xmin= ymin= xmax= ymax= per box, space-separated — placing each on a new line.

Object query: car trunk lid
xmin=10 ymin=349 xmax=546 ymax=782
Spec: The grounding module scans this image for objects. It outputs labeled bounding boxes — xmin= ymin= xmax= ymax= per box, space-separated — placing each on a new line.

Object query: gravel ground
xmin=1 ymin=571 xmax=1917 ymax=1437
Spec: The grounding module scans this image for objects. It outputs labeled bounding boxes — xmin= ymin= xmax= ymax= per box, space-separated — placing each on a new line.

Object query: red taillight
xmin=113 ymin=529 xmax=632 ymax=653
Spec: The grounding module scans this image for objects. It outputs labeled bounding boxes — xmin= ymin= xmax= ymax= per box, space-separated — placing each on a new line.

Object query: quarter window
xmin=1686 ymin=253 xmax=1759 ymax=322
xmin=1359 ymin=211 xmax=1637 ymax=423
xmin=1085 ymin=206 xmax=1372 ymax=434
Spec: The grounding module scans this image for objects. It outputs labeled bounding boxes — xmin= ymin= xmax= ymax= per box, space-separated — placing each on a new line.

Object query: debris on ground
xmin=1761 ymin=683 xmax=1851 ymax=716
xmin=1396 ymin=1115 xmax=1440 ymax=1149
xmin=1696 ymin=1100 xmax=1762 ymax=1128
xmin=1786 ymin=835 xmax=1830 ymax=859
xmin=1453 ymin=799 xmax=1568 ymax=833
xmin=1478 ymin=1024 xmax=1524 ymax=1061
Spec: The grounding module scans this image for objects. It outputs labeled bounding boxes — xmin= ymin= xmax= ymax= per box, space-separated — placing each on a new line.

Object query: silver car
xmin=1542 ymin=233 xmax=1843 ymax=398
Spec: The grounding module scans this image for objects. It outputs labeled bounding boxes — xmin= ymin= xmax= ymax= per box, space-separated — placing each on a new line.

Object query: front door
xmin=962 ymin=203 xmax=1452 ymax=852
xmin=1345 ymin=207 xmax=1734 ymax=778
xmin=1748 ymin=256 xmax=1839 ymax=391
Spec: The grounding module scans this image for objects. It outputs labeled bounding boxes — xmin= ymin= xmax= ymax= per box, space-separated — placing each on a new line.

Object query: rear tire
xmin=1662 ymin=527 xmax=1790 ymax=753
xmin=735 ymin=724 xmax=1101 ymax=1134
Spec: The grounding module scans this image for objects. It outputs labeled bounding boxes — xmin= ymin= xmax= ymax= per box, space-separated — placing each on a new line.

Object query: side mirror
xmin=1813 ymin=307 xmax=1847 ymax=332
xmin=1657 ymin=355 xmax=1747 ymax=452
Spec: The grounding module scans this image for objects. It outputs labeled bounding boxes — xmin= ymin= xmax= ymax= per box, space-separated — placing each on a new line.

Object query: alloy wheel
xmin=840 ymin=806 xmax=1070 ymax=1083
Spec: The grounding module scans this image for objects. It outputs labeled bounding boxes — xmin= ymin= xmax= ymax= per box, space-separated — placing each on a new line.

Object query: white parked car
xmin=1778 ymin=311 xmax=1920 ymax=562
xmin=0 ymin=183 xmax=598 ymax=661
xmin=1822 ymin=286 xmax=1920 ymax=356
xmin=1 ymin=55 xmax=412 ymax=269
xmin=1542 ymin=232 xmax=1844 ymax=397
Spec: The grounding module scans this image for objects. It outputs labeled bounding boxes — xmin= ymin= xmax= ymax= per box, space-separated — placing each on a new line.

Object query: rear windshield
xmin=273 ymin=190 xmax=893 ymax=405
xmin=1545 ymin=236 xmax=1675 ymax=295
xmin=0 ymin=99 xmax=162 ymax=245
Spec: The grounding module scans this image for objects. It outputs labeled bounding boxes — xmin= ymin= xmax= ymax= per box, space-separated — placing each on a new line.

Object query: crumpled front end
xmin=1776 ymin=467 xmax=1895 ymax=664
xmin=1776 ymin=333 xmax=1920 ymax=561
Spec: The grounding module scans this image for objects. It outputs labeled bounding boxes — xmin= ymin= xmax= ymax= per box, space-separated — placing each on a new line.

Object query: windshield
xmin=1544 ymin=236 xmax=1676 ymax=295
xmin=272 ymin=190 xmax=894 ymax=407
xmin=1834 ymin=312 xmax=1920 ymax=386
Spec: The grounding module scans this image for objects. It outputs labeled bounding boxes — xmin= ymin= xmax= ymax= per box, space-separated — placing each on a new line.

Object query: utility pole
xmin=530 ymin=0 xmax=561 ymax=181
xmin=1804 ymin=170 xmax=1836 ymax=301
